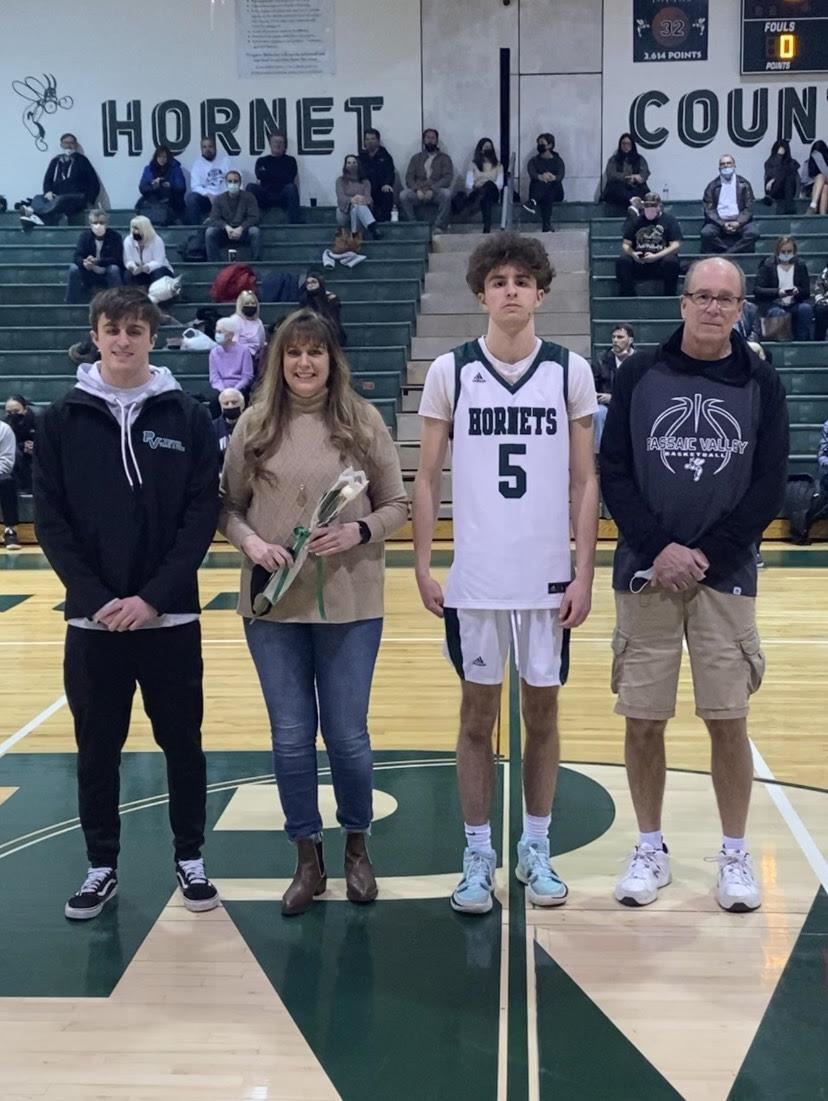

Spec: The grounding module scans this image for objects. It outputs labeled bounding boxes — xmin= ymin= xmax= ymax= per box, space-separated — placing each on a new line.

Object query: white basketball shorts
xmin=443 ymin=608 xmax=570 ymax=688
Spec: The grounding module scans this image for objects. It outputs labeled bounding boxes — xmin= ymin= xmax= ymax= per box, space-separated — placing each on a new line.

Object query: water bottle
xmin=391 ymin=205 xmax=399 ymax=223
xmin=661 ymin=184 xmax=670 ymax=203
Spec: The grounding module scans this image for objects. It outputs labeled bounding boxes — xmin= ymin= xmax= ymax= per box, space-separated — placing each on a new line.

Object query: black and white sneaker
xmin=20 ymin=213 xmax=44 ymax=229
xmin=522 ymin=198 xmax=538 ymax=215
xmin=3 ymin=528 xmax=21 ymax=550
xmin=176 ymin=858 xmax=220 ymax=912
xmin=65 ymin=867 xmax=118 ymax=921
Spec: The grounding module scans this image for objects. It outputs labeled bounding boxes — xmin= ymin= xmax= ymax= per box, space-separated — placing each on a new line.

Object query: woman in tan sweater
xmin=335 ymin=155 xmax=381 ymax=239
xmin=220 ymin=309 xmax=408 ymax=916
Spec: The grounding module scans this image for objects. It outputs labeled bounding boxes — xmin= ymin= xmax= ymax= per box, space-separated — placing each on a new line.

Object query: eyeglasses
xmin=683 ymin=291 xmax=742 ymax=310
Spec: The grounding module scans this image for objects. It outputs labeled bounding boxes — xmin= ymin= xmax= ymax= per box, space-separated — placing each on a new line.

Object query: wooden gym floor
xmin=0 ymin=544 xmax=825 ymax=1100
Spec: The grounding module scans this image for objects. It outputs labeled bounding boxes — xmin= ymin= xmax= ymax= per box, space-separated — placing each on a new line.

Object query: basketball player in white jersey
xmin=413 ymin=232 xmax=599 ymax=913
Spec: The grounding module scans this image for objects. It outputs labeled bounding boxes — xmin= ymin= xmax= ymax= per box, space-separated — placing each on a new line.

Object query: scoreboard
xmin=742 ymin=0 xmax=828 ymax=73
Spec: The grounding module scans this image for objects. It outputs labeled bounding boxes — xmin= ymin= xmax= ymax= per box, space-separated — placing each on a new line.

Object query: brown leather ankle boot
xmin=344 ymin=832 xmax=378 ymax=903
xmin=282 ymin=838 xmax=326 ymax=916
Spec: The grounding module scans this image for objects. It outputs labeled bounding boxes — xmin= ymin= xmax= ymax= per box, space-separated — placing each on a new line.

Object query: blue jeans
xmin=244 ymin=617 xmax=382 ymax=840
xmin=66 ymin=263 xmax=123 ymax=304
xmin=767 ymin=301 xmax=814 ymax=341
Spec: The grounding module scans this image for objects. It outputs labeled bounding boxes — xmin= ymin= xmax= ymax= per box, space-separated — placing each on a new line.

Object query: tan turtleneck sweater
xmin=219 ymin=391 xmax=408 ymax=623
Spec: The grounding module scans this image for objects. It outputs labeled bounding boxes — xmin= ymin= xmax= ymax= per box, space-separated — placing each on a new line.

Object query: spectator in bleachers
xmin=812 ymin=260 xmax=828 ymax=341
xmin=616 ymin=192 xmax=682 ymax=298
xmin=213 ymin=388 xmax=245 ymax=470
xmin=186 ymin=137 xmax=231 ymax=224
xmin=763 ymin=139 xmax=799 ymax=215
xmin=66 ymin=209 xmax=124 ymax=305
xmin=4 ymin=395 xmax=36 ymax=494
xmin=453 ymin=138 xmax=503 ymax=234
xmin=592 ymin=323 xmax=634 ymax=453
xmin=234 ymin=290 xmax=267 ymax=365
xmin=336 ymin=156 xmax=381 ymax=239
xmin=523 ymin=133 xmax=565 ymax=233
xmin=400 ymin=129 xmax=454 ymax=233
xmin=701 ymin=154 xmax=758 ymax=255
xmin=209 ymin=317 xmax=254 ymax=411
xmin=136 ymin=145 xmax=186 ymax=225
xmin=205 ymin=170 xmax=262 ymax=262
xmin=800 ymin=140 xmax=828 ymax=214
xmin=19 ymin=133 xmax=100 ymax=228
xmin=754 ymin=235 xmax=814 ymax=341
xmin=601 ymin=133 xmax=650 ymax=216
xmin=123 ymin=216 xmax=176 ymax=291
xmin=247 ymin=131 xmax=301 ymax=223
xmin=299 ymin=273 xmax=346 ymax=345
xmin=0 ymin=419 xmax=21 ymax=550
xmin=819 ymin=420 xmax=828 ymax=491
xmin=359 ymin=129 xmax=396 ymax=223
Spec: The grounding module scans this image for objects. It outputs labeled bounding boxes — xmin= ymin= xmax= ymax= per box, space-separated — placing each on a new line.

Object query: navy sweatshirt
xmin=599 ymin=326 xmax=789 ymax=597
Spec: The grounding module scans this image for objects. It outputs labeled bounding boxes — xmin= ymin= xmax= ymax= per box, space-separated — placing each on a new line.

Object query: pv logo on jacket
xmin=142 ymin=431 xmax=185 ymax=453
xmin=646 ymin=393 xmax=749 ymax=483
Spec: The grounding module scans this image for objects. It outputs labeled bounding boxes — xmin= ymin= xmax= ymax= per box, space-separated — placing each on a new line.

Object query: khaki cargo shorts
xmin=612 ymin=586 xmax=765 ymax=721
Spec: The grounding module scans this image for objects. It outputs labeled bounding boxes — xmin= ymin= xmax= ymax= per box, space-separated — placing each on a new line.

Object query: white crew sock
xmin=639 ymin=830 xmax=664 ymax=851
xmin=465 ymin=822 xmax=495 ymax=855
xmin=521 ymin=813 xmax=551 ymax=846
xmin=722 ymin=835 xmax=746 ymax=853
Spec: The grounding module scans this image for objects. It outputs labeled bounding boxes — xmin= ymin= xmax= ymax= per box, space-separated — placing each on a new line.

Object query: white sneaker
xmin=715 ymin=850 xmax=761 ymax=912
xmin=614 ymin=843 xmax=671 ymax=906
xmin=20 ymin=213 xmax=44 ymax=227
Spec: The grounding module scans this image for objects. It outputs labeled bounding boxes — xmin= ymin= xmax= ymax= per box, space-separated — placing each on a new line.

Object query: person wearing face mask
xmin=701 ymin=154 xmax=758 ymax=255
xmin=234 ymin=291 xmax=267 ymax=363
xmin=19 ymin=133 xmax=101 ymax=228
xmin=601 ymin=132 xmax=651 ymax=216
xmin=136 ymin=145 xmax=187 ymax=225
xmin=299 ymin=273 xmax=346 ymax=346
xmin=754 ymin=235 xmax=814 ymax=341
xmin=523 ymin=133 xmax=566 ymax=233
xmin=209 ymin=317 xmax=254 ymax=412
xmin=206 ymin=171 xmax=262 ymax=262
xmin=213 ymin=388 xmax=245 ymax=469
xmin=219 ymin=308 xmax=407 ymax=916
xmin=4 ymin=395 xmax=37 ymax=495
xmin=763 ymin=139 xmax=799 ymax=215
xmin=400 ymin=128 xmax=455 ymax=233
xmin=335 ymin=155 xmax=381 ymax=240
xmin=186 ymin=137 xmax=231 ymax=224
xmin=66 ymin=210 xmax=124 ymax=304
xmin=123 ymin=216 xmax=175 ymax=290
xmin=452 ymin=137 xmax=503 ymax=234
xmin=616 ymin=193 xmax=682 ymax=297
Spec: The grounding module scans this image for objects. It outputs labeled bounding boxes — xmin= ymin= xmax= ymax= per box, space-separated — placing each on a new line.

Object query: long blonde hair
xmin=129 ymin=215 xmax=156 ymax=244
xmin=243 ymin=309 xmax=374 ymax=482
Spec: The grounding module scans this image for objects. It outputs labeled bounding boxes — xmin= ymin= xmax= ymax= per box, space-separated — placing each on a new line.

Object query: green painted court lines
xmin=0 ymin=594 xmax=29 ymax=612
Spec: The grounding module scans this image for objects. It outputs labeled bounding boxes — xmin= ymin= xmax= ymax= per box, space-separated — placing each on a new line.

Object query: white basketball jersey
xmin=445 ymin=340 xmax=572 ymax=609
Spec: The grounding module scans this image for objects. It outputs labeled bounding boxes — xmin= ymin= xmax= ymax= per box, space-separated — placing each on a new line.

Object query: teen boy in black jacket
xmin=34 ymin=286 xmax=220 ymax=921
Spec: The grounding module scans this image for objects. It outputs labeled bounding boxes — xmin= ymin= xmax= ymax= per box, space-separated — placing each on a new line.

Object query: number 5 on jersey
xmin=499 ymin=443 xmax=527 ymax=498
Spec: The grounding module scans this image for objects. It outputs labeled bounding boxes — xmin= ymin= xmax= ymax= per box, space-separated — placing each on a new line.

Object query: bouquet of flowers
xmin=252 ymin=467 xmax=369 ymax=618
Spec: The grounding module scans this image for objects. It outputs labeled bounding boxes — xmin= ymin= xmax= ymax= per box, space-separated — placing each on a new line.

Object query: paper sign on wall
xmin=236 ymin=0 xmax=336 ymax=77
xmin=633 ymin=1 xmax=709 ymax=63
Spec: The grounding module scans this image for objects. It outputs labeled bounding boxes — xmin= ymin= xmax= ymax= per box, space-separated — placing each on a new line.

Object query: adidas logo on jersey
xmin=472 ymin=371 xmax=486 ymax=383
xmin=472 ymin=656 xmax=487 ymax=667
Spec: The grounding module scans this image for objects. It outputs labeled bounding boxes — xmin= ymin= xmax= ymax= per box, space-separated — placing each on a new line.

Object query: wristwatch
xmin=357 ymin=520 xmax=371 ymax=545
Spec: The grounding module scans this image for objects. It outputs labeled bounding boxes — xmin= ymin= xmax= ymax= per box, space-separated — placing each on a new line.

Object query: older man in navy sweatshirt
xmin=600 ymin=256 xmax=789 ymax=916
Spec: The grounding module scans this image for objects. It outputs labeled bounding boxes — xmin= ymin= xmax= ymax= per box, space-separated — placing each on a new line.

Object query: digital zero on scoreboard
xmin=742 ymin=1 xmax=828 ymax=73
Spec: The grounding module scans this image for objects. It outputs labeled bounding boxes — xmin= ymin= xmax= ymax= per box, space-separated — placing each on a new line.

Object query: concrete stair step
xmin=427 ymin=249 xmax=586 ymax=273
xmin=432 ymin=229 xmax=588 ymax=252
xmin=416 ymin=312 xmax=588 ymax=338
xmin=420 ymin=286 xmax=587 ymax=314
xmin=396 ymin=441 xmax=450 ymax=472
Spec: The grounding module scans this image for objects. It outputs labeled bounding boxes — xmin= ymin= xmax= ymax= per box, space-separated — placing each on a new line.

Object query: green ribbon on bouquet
xmin=252 ymin=525 xmax=328 ymax=620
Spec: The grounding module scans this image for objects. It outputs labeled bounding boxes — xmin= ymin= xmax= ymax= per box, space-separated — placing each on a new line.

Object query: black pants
xmin=700 ymin=221 xmax=759 ymax=255
xmin=452 ymin=181 xmax=500 ymax=231
xmin=616 ymin=253 xmax=680 ymax=297
xmin=814 ymin=301 xmax=828 ymax=341
xmin=529 ymin=178 xmax=564 ymax=230
xmin=602 ymin=178 xmax=648 ymax=211
xmin=0 ymin=476 xmax=19 ymax=527
xmin=31 ymin=192 xmax=86 ymax=226
xmin=370 ymin=186 xmax=394 ymax=223
xmin=765 ymin=172 xmax=798 ymax=214
xmin=64 ymin=621 xmax=207 ymax=868
xmin=246 ymin=182 xmax=301 ymax=222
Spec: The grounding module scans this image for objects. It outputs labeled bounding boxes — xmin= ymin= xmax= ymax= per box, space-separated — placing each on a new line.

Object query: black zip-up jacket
xmin=600 ymin=325 xmax=789 ymax=595
xmin=358 ymin=146 xmax=396 ymax=195
xmin=43 ymin=153 xmax=100 ymax=205
xmin=72 ymin=228 xmax=124 ymax=271
xmin=754 ymin=254 xmax=812 ymax=315
xmin=34 ymin=388 xmax=218 ymax=619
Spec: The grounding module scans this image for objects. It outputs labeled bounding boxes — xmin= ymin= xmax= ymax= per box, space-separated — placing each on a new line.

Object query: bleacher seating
xmin=588 ymin=201 xmax=828 ymax=480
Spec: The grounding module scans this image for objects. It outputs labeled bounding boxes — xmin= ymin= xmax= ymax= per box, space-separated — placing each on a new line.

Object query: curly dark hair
xmin=465 ymin=231 xmax=555 ymax=295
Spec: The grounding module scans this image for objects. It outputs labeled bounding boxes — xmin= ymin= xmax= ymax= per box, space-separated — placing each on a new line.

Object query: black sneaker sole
xmin=65 ymin=883 xmax=118 ymax=921
xmin=180 ymin=891 xmax=221 ymax=913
